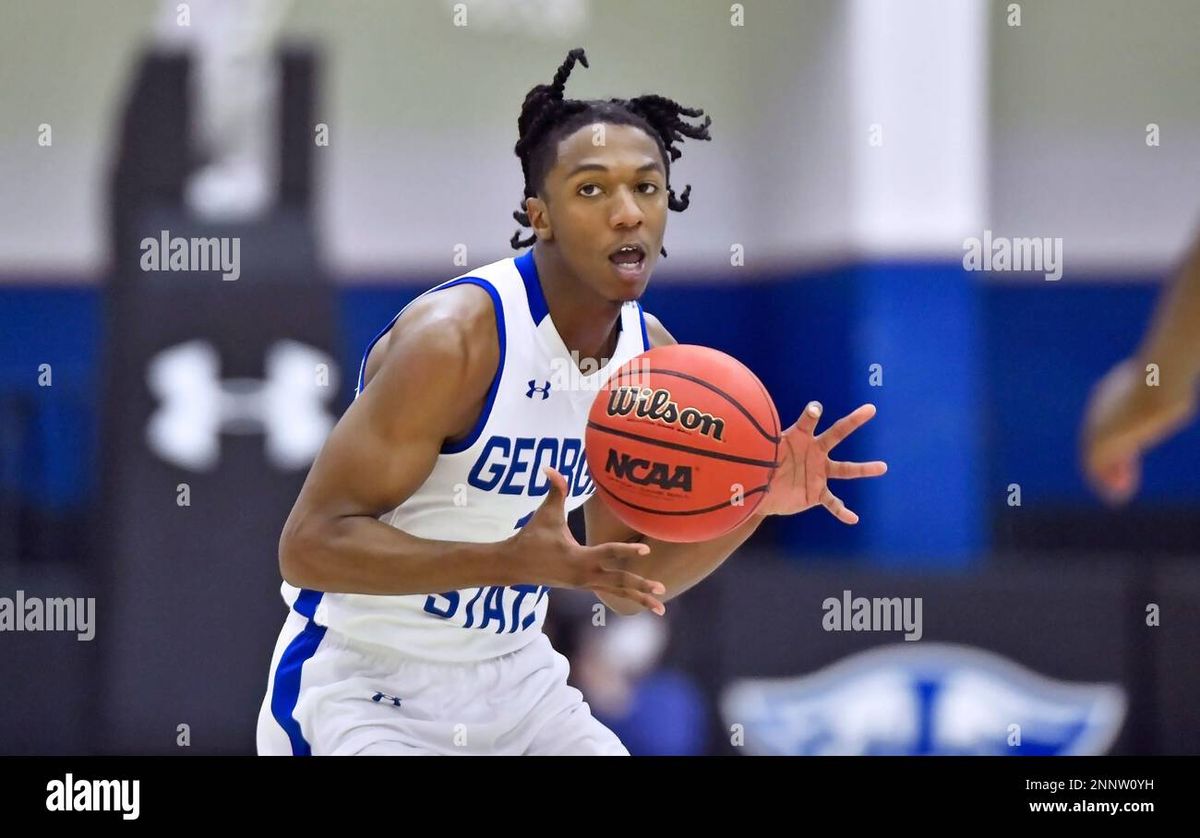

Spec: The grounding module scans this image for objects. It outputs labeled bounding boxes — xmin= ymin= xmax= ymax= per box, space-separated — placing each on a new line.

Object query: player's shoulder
xmin=405 ymin=280 xmax=497 ymax=335
xmin=400 ymin=256 xmax=520 ymax=338
xmin=362 ymin=280 xmax=500 ymax=392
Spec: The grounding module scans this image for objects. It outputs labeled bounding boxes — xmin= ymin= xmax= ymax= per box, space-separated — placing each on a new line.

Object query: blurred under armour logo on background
xmin=146 ymin=339 xmax=336 ymax=472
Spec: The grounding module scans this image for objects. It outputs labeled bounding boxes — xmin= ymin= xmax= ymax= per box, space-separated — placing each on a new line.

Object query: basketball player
xmin=1082 ymin=231 xmax=1200 ymax=502
xmin=256 ymin=48 xmax=887 ymax=756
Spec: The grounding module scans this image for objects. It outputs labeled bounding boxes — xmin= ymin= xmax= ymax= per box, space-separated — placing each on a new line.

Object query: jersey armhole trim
xmin=356 ymin=309 xmax=404 ymax=396
xmin=353 ymin=277 xmax=506 ymax=455
xmin=437 ymin=278 xmax=506 ymax=454
xmin=636 ymin=302 xmax=651 ymax=350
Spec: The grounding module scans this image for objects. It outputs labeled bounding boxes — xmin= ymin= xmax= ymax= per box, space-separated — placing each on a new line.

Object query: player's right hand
xmin=506 ymin=467 xmax=667 ymax=615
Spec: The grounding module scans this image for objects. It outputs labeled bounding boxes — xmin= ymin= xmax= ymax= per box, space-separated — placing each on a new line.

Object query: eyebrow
xmin=565 ymin=161 xmax=665 ymax=179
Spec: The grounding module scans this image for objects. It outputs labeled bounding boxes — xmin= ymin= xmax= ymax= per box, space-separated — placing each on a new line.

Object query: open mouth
xmin=608 ymin=243 xmax=646 ymax=278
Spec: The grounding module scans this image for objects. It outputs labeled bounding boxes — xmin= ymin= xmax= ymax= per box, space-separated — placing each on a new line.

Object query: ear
xmin=526 ymin=196 xmax=553 ymax=242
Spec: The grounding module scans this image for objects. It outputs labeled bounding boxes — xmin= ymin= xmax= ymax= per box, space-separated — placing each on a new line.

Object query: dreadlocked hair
xmin=509 ymin=47 xmax=712 ymax=258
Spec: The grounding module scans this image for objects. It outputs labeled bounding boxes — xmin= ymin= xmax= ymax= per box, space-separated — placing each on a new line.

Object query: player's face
xmin=540 ymin=123 xmax=668 ymax=302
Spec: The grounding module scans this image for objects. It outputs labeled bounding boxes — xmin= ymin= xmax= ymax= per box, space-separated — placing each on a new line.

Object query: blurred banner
xmin=670 ymin=557 xmax=1199 ymax=755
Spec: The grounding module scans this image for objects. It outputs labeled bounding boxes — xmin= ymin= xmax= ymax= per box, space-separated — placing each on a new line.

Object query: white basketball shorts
xmin=256 ymin=609 xmax=628 ymax=755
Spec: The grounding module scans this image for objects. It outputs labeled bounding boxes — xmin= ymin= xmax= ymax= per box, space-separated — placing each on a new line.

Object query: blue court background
xmin=5 ymin=264 xmax=1195 ymax=568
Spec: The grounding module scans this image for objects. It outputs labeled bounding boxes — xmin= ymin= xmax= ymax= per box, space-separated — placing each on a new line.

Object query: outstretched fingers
xmin=791 ymin=401 xmax=824 ymax=438
xmin=535 ymin=466 xmax=570 ymax=523
xmin=821 ymin=486 xmax=859 ymax=525
xmin=817 ymin=403 xmax=877 ymax=452
xmin=593 ymin=586 xmax=667 ymax=615
xmin=827 ymin=459 xmax=888 ymax=480
xmin=590 ymin=561 xmax=666 ymax=615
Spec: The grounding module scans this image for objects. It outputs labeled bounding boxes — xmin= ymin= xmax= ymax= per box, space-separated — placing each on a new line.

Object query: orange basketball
xmin=585 ymin=344 xmax=781 ymax=543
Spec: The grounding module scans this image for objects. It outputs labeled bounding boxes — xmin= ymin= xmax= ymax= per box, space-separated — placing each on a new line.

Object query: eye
xmin=578 ymin=182 xmax=661 ymax=198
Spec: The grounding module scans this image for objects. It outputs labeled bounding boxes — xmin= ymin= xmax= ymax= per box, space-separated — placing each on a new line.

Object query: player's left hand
xmin=755 ymin=402 xmax=887 ymax=523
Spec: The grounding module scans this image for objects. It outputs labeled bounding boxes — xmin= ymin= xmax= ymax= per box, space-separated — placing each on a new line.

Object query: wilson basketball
xmin=585 ymin=344 xmax=781 ymax=543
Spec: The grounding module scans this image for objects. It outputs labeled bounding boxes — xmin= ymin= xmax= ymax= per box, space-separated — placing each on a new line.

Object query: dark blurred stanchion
xmin=94 ymin=46 xmax=336 ymax=754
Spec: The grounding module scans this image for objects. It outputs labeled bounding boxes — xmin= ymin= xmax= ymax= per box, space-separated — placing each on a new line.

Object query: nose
xmin=610 ymin=185 xmax=644 ymax=229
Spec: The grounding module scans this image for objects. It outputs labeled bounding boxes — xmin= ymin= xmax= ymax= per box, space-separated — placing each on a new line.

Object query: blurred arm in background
xmin=1082 ymin=231 xmax=1200 ymax=503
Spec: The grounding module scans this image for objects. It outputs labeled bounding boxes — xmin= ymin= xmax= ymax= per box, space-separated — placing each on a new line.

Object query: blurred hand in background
xmin=1082 ymin=233 xmax=1200 ymax=504
xmin=1082 ymin=357 xmax=1197 ymax=504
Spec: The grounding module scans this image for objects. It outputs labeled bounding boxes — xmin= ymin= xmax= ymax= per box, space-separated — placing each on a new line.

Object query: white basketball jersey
xmin=279 ymin=249 xmax=651 ymax=662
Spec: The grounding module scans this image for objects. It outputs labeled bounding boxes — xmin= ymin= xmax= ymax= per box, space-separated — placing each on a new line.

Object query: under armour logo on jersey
xmin=372 ymin=692 xmax=402 ymax=707
xmin=526 ymin=379 xmax=552 ymax=400
xmin=146 ymin=339 xmax=337 ymax=472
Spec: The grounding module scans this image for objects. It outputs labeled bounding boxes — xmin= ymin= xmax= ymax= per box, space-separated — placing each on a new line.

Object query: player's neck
xmin=532 ymin=245 xmax=623 ymax=365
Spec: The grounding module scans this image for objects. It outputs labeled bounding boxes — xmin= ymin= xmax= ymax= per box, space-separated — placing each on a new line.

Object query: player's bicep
xmin=290 ymin=292 xmax=496 ymax=523
xmin=300 ymin=371 xmax=447 ymax=521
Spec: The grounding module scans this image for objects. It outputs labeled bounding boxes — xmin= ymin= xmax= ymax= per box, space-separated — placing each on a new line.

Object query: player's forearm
xmin=1135 ymin=238 xmax=1200 ymax=397
xmin=279 ymin=514 xmax=518 ymax=596
xmin=600 ymin=511 xmax=766 ymax=616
